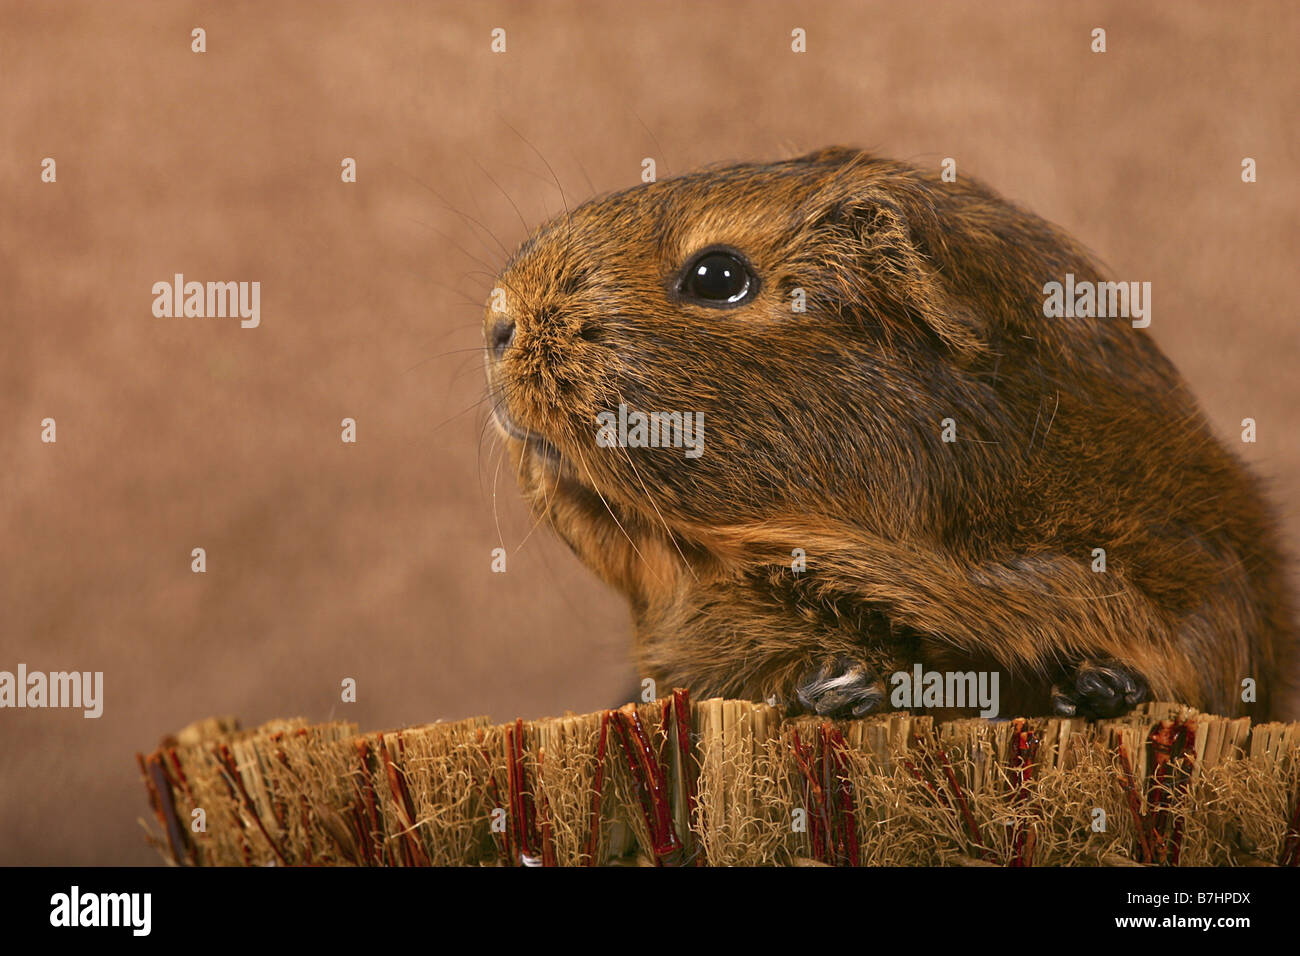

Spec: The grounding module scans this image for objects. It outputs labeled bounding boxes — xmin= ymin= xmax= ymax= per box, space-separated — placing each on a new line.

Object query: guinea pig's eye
xmin=678 ymin=247 xmax=757 ymax=307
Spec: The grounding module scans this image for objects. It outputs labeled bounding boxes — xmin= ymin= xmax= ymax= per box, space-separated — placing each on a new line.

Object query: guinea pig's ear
xmin=802 ymin=185 xmax=987 ymax=358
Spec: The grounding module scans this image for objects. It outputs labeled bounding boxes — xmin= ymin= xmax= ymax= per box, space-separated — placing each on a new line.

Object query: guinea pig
xmin=482 ymin=146 xmax=1297 ymax=722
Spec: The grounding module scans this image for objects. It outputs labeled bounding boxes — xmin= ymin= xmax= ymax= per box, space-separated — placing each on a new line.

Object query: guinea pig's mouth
xmin=491 ymin=400 xmax=565 ymax=467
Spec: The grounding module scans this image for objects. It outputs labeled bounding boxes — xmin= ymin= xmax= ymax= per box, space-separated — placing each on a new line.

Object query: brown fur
xmin=483 ymin=147 xmax=1297 ymax=720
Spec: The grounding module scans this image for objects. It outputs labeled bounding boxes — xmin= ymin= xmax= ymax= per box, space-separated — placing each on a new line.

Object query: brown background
xmin=1 ymin=0 xmax=1296 ymax=865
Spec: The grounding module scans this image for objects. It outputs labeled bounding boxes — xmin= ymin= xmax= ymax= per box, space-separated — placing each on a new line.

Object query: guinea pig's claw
xmin=1050 ymin=659 xmax=1149 ymax=719
xmin=793 ymin=654 xmax=886 ymax=718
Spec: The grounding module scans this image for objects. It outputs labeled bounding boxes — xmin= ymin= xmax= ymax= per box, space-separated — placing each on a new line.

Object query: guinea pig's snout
xmin=488 ymin=318 xmax=516 ymax=361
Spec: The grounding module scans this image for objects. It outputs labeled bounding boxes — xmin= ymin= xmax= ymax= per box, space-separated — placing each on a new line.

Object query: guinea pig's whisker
xmin=431 ymin=387 xmax=509 ymax=435
xmin=403 ymin=345 xmax=493 ymax=378
xmin=460 ymin=164 xmax=493 ymax=229
xmin=630 ymin=108 xmax=670 ymax=177
xmin=490 ymin=429 xmax=510 ymax=553
xmin=511 ymin=425 xmax=582 ymax=557
xmin=570 ymin=441 xmax=664 ymax=588
xmin=476 ymin=406 xmax=521 ymax=504
xmin=511 ymin=477 xmax=554 ymax=555
xmin=391 ymin=161 xmax=512 ymax=260
xmin=390 ymin=275 xmax=487 ymax=314
xmin=503 ymin=162 xmax=563 ymax=187
xmin=474 ymin=158 xmax=532 ymax=237
xmin=502 ymin=118 xmax=570 ymax=218
xmin=517 ymin=434 xmax=561 ymax=551
xmin=500 ymin=118 xmax=576 ymax=286
xmin=608 ymin=396 xmax=698 ymax=583
xmin=567 ymin=151 xmax=597 ymax=197
xmin=404 ymin=217 xmax=504 ymax=276
xmin=447 ymin=355 xmax=498 ymax=389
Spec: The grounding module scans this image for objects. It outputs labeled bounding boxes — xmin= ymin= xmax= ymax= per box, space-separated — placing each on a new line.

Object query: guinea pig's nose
xmin=489 ymin=318 xmax=516 ymax=361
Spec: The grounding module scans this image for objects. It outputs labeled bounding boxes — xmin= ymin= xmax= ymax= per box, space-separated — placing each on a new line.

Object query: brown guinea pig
xmin=482 ymin=146 xmax=1297 ymax=721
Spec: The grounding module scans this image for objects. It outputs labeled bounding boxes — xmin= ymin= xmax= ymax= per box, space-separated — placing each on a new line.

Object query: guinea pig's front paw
xmin=1051 ymin=659 xmax=1149 ymax=719
xmin=792 ymin=654 xmax=887 ymax=718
